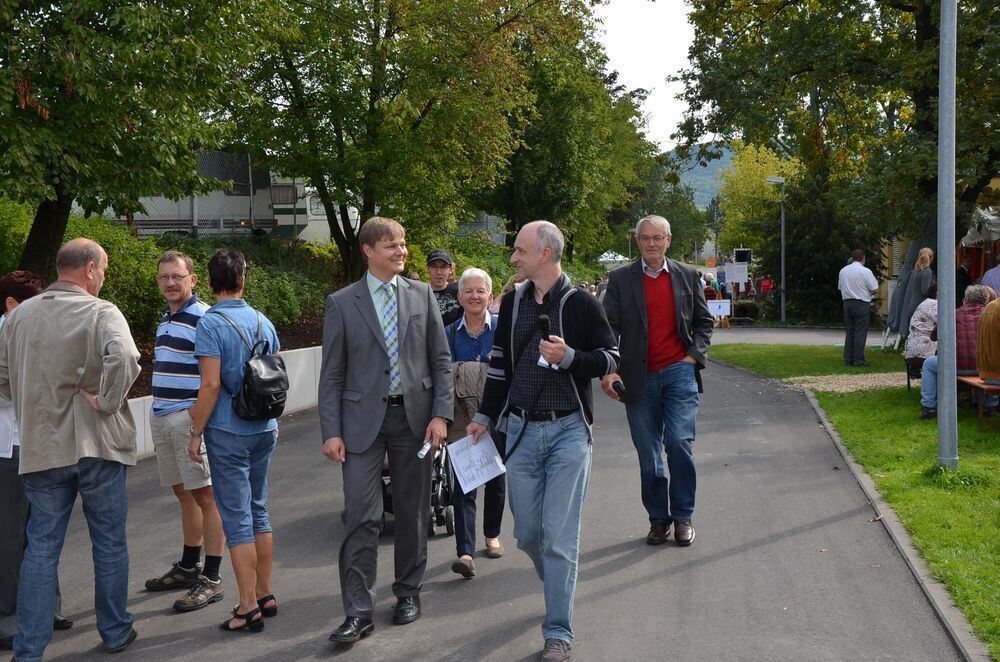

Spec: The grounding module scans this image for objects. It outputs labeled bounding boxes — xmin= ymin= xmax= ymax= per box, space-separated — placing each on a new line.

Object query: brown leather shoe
xmin=646 ymin=522 xmax=670 ymax=545
xmin=674 ymin=520 xmax=695 ymax=546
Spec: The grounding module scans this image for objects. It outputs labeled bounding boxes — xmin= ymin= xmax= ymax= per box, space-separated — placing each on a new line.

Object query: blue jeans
xmin=624 ymin=360 xmax=700 ymax=523
xmin=922 ymin=356 xmax=998 ymax=409
xmin=921 ymin=355 xmax=938 ymax=408
xmin=15 ymin=458 xmax=133 ymax=661
xmin=504 ymin=411 xmax=591 ymax=644
xmin=204 ymin=428 xmax=277 ymax=547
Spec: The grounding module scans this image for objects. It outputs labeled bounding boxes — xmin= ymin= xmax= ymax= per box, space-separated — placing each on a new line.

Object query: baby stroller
xmin=380 ymin=445 xmax=455 ymax=537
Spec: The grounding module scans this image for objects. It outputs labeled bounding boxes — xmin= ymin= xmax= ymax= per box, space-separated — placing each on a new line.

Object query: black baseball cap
xmin=426 ymin=249 xmax=454 ymax=266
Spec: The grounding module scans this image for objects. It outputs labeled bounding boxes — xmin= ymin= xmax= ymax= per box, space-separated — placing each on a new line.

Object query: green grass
xmin=710 ymin=343 xmax=903 ymax=378
xmin=816 ymin=387 xmax=1000 ymax=658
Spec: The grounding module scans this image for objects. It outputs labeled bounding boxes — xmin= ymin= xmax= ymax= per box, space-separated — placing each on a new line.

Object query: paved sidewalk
xmin=712 ymin=326 xmax=882 ymax=346
xmin=37 ymin=362 xmax=960 ymax=661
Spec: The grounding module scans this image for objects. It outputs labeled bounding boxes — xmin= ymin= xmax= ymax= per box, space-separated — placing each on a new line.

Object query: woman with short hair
xmin=186 ymin=249 xmax=281 ymax=633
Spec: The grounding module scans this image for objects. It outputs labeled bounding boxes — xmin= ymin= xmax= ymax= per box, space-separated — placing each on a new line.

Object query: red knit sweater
xmin=644 ymin=272 xmax=686 ymax=372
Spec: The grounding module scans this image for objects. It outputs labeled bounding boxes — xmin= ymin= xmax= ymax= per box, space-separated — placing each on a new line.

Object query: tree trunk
xmin=20 ymin=188 xmax=74 ymax=278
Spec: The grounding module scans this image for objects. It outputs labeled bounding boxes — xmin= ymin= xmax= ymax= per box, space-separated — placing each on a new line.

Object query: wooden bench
xmin=956 ymin=376 xmax=1000 ymax=432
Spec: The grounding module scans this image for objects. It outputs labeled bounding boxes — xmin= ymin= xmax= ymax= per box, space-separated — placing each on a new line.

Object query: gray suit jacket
xmin=603 ymin=259 xmax=713 ymax=405
xmin=318 ymin=276 xmax=453 ymax=453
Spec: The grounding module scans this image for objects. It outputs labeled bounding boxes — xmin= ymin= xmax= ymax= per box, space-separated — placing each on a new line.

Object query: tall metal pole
xmin=936 ymin=0 xmax=958 ymax=469
xmin=247 ymin=153 xmax=254 ymax=231
xmin=780 ymin=182 xmax=786 ymax=322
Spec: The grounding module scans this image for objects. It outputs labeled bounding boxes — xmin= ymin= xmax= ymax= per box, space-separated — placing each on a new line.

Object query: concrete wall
xmin=132 ymin=345 xmax=322 ymax=460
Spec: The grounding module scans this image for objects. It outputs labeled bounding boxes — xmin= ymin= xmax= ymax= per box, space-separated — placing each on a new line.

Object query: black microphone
xmin=538 ymin=314 xmax=551 ymax=342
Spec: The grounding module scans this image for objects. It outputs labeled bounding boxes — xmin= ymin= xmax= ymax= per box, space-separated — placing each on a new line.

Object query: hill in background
xmin=671 ymin=146 xmax=734 ymax=210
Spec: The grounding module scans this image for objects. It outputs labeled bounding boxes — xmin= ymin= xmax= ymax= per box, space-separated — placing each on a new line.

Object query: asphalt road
xmin=37 ymin=361 xmax=960 ymax=661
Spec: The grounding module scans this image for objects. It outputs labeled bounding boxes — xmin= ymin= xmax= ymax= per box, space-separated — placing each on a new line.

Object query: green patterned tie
xmin=380 ymin=283 xmax=401 ymax=392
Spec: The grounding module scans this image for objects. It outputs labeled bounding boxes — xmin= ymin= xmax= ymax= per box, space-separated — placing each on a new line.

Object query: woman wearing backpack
xmin=187 ymin=249 xmax=281 ymax=634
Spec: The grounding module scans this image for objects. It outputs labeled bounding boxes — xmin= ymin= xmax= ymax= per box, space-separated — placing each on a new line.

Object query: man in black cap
xmin=427 ymin=249 xmax=463 ymax=326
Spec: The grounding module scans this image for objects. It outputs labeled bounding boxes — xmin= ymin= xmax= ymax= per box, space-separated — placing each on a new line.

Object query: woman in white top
xmin=904 ymin=281 xmax=938 ymax=360
xmin=0 ymin=271 xmax=72 ymax=648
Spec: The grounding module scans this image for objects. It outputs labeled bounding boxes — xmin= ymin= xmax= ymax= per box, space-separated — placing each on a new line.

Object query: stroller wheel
xmin=445 ymin=505 xmax=455 ymax=536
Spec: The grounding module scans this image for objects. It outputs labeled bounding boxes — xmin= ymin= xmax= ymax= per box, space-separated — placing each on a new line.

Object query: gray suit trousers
xmin=339 ymin=405 xmax=431 ymax=618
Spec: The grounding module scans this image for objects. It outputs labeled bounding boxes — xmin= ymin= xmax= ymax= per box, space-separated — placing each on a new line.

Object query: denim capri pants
xmin=203 ymin=428 xmax=277 ymax=547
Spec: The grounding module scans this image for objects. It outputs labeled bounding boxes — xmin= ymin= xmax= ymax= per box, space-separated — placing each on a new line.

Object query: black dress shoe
xmin=53 ymin=615 xmax=73 ymax=631
xmin=391 ymin=596 xmax=420 ymax=625
xmin=329 ymin=617 xmax=374 ymax=643
xmin=106 ymin=628 xmax=137 ymax=654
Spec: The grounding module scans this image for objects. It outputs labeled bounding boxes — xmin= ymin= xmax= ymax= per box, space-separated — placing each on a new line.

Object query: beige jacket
xmin=0 ymin=282 xmax=141 ymax=474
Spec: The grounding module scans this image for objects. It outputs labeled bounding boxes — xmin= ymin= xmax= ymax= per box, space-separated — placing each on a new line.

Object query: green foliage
xmin=480 ymin=27 xmax=656 ymax=257
xmin=816 ymin=387 xmax=1000 ymax=658
xmin=234 ymin=0 xmax=552 ymax=278
xmin=0 ymin=200 xmax=342 ymax=342
xmin=0 ymin=0 xmax=273 ymax=271
xmin=716 ymin=142 xmax=802 ymax=254
xmin=674 ymin=0 xmax=1000 ymax=249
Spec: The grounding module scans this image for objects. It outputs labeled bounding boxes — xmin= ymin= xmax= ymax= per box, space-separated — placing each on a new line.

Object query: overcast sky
xmin=594 ymin=0 xmax=695 ymax=152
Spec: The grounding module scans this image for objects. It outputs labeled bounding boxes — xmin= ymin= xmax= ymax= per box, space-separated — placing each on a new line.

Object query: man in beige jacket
xmin=0 ymin=238 xmax=141 ymax=660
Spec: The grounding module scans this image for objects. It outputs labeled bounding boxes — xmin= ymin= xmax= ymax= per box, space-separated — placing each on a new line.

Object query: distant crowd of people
xmin=0 ymin=214 xmax=714 ymax=662
xmin=837 ymin=246 xmax=1000 ymax=419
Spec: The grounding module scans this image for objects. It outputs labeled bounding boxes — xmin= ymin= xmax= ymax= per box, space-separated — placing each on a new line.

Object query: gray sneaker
xmin=541 ymin=639 xmax=571 ymax=661
xmin=145 ymin=561 xmax=202 ymax=591
xmin=173 ymin=576 xmax=224 ymax=612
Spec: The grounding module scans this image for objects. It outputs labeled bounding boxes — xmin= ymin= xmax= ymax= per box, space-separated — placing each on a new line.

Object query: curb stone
xmin=803 ymin=388 xmax=992 ymax=662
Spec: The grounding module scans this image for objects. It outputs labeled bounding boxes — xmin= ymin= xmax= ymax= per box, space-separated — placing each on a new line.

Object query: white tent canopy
xmin=598 ymin=250 xmax=628 ymax=263
xmin=961 ymin=207 xmax=1000 ymax=246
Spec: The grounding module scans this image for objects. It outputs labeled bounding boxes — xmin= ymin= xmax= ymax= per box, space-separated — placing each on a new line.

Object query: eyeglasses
xmin=638 ymin=235 xmax=667 ymax=244
xmin=157 ymin=273 xmax=191 ymax=283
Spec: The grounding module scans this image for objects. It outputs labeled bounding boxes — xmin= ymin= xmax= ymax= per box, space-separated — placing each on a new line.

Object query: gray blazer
xmin=603 ymin=259 xmax=713 ymax=405
xmin=318 ymin=276 xmax=453 ymax=453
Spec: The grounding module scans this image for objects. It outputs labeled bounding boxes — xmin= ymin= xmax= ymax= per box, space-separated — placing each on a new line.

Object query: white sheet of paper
xmin=448 ymin=432 xmax=506 ymax=493
xmin=537 ymin=355 xmax=560 ymax=370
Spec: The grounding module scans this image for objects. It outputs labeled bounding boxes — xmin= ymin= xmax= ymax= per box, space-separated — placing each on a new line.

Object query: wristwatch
xmin=188 ymin=426 xmax=203 ymax=438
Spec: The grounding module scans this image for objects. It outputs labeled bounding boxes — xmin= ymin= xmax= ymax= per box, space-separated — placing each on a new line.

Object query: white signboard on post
xmin=725 ymin=262 xmax=748 ymax=285
xmin=708 ymin=299 xmax=732 ymax=317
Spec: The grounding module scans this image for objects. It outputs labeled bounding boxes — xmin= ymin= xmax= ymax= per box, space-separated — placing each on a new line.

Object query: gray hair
xmin=56 ymin=239 xmax=104 ymax=272
xmin=635 ymin=215 xmax=672 ymax=237
xmin=458 ymin=267 xmax=493 ymax=293
xmin=965 ymin=284 xmax=997 ymax=306
xmin=535 ymin=221 xmax=564 ymax=263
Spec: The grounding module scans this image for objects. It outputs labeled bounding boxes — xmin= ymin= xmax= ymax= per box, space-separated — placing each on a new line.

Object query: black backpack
xmin=209 ymin=310 xmax=288 ymax=421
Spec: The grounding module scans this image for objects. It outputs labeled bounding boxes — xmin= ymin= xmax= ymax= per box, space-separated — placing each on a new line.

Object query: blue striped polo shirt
xmin=152 ymin=295 xmax=210 ymax=415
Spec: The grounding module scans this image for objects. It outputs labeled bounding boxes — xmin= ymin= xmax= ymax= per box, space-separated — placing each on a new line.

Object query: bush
xmin=733 ymin=299 xmax=759 ymax=319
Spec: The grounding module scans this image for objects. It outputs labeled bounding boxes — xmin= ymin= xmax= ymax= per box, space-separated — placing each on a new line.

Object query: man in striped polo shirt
xmin=145 ymin=251 xmax=226 ymax=612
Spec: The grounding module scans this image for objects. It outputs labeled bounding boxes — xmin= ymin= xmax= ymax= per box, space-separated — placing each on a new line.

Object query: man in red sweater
xmin=601 ymin=215 xmax=714 ymax=546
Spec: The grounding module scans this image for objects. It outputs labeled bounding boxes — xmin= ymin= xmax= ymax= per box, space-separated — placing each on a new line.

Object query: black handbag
xmin=209 ymin=310 xmax=288 ymax=421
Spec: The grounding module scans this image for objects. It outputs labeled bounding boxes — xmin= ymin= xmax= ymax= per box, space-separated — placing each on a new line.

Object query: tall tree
xmin=236 ymin=0 xmax=555 ymax=279
xmin=716 ymin=142 xmax=803 ymax=254
xmin=0 ymin=0 xmax=263 ymax=275
xmin=480 ymin=28 xmax=656 ymax=258
xmin=673 ymin=0 xmax=1000 ymax=251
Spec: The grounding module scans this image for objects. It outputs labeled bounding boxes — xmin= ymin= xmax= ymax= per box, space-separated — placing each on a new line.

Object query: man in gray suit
xmin=319 ymin=216 xmax=453 ymax=644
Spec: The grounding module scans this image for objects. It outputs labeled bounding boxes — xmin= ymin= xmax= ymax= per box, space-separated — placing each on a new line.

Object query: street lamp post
xmin=767 ymin=176 xmax=786 ymax=322
xmin=936 ymin=0 xmax=958 ymax=469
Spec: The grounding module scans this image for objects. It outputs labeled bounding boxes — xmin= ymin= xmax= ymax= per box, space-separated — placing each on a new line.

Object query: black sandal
xmin=257 ymin=594 xmax=278 ymax=617
xmin=220 ymin=606 xmax=264 ymax=633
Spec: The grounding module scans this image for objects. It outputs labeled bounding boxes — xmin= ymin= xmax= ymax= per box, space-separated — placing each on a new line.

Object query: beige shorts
xmin=150 ymin=408 xmax=212 ymax=490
